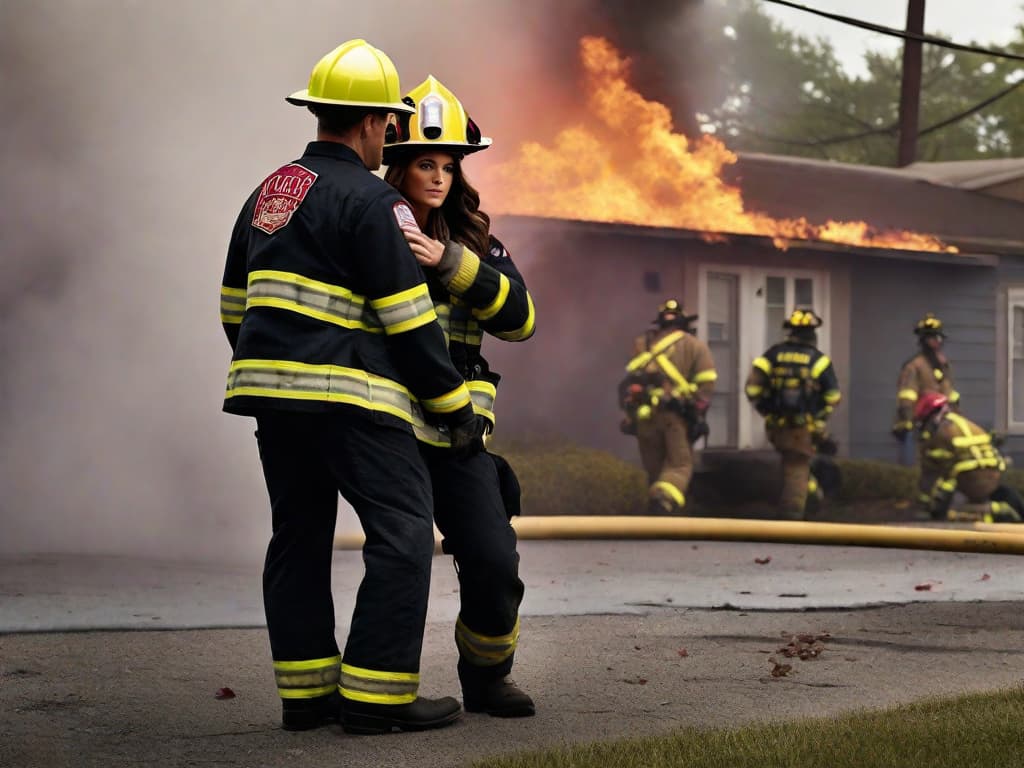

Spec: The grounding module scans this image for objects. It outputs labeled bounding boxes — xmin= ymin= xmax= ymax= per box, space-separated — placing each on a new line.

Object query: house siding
xmin=848 ymin=259 xmax=997 ymax=461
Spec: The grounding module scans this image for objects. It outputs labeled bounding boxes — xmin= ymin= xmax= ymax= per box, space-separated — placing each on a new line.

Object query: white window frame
xmin=1007 ymin=287 xmax=1024 ymax=433
xmin=698 ymin=264 xmax=830 ymax=449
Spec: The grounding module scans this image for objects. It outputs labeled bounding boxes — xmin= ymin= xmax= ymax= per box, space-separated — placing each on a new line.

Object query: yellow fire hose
xmin=334 ymin=515 xmax=1024 ymax=555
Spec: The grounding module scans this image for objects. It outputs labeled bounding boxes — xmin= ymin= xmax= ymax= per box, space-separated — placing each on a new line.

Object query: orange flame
xmin=482 ymin=36 xmax=957 ymax=254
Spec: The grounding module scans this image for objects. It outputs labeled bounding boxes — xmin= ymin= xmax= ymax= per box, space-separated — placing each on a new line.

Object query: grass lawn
xmin=471 ymin=687 xmax=1024 ymax=768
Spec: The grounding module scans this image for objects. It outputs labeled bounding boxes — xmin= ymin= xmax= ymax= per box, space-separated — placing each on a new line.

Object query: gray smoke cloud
xmin=0 ymin=0 xmax=717 ymax=559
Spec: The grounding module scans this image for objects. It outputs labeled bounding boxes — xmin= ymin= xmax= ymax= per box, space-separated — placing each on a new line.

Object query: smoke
xmin=0 ymin=0 xmax=720 ymax=558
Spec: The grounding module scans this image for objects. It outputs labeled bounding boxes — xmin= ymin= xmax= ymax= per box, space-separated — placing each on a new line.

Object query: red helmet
xmin=914 ymin=392 xmax=949 ymax=423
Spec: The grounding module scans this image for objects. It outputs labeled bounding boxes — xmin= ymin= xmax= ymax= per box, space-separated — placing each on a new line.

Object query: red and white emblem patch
xmin=251 ymin=163 xmax=318 ymax=234
xmin=393 ymin=201 xmax=420 ymax=233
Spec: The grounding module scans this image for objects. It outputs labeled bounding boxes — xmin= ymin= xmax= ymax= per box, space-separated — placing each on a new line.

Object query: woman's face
xmin=399 ymin=151 xmax=457 ymax=212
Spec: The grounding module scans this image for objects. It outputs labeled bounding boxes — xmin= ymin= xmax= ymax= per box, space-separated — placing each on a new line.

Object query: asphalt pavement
xmin=3 ymin=537 xmax=1024 ymax=767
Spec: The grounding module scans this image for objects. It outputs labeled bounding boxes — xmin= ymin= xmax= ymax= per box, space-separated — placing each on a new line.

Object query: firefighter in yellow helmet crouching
xmin=221 ymin=40 xmax=484 ymax=735
xmin=618 ymin=299 xmax=717 ymax=515
xmin=913 ymin=392 xmax=1022 ymax=523
xmin=745 ymin=309 xmax=841 ymax=520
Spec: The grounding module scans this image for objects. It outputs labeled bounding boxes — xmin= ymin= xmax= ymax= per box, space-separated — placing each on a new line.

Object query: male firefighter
xmin=220 ymin=40 xmax=486 ymax=735
xmin=892 ymin=313 xmax=962 ymax=509
xmin=619 ymin=299 xmax=717 ymax=515
xmin=745 ymin=308 xmax=842 ymax=520
xmin=913 ymin=392 xmax=1023 ymax=523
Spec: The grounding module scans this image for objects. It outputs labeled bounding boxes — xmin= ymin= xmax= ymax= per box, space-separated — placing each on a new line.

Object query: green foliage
xmin=699 ymin=0 xmax=1024 ymax=164
xmin=833 ymin=459 xmax=917 ymax=502
xmin=494 ymin=437 xmax=646 ymax=516
xmin=471 ymin=686 xmax=1024 ymax=768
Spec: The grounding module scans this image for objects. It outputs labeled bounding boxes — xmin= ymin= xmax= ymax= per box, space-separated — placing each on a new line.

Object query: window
xmin=765 ymin=275 xmax=816 ymax=346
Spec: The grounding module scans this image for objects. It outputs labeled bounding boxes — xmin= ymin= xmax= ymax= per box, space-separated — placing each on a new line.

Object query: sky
xmin=760 ymin=0 xmax=1024 ymax=79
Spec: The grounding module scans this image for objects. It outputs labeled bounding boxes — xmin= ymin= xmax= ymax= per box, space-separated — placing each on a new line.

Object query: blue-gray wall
xmin=848 ymin=259 xmax=997 ymax=461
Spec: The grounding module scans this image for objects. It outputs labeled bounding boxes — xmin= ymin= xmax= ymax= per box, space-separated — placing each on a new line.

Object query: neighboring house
xmin=486 ymin=153 xmax=1024 ymax=466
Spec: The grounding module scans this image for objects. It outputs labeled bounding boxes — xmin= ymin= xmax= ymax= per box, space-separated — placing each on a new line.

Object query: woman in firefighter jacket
xmin=220 ymin=42 xmax=486 ymax=734
xmin=913 ymin=392 xmax=1022 ymax=523
xmin=893 ymin=313 xmax=962 ymax=508
xmin=618 ymin=299 xmax=717 ymax=515
xmin=745 ymin=309 xmax=841 ymax=520
xmin=383 ymin=77 xmax=537 ymax=717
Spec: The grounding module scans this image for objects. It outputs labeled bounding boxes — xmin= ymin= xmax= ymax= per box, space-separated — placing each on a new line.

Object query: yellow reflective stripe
xmin=953 ymin=459 xmax=1003 ymax=475
xmin=340 ymin=663 xmax=418 ymax=705
xmin=655 ymin=354 xmax=692 ymax=394
xmin=493 ymin=293 xmax=536 ymax=341
xmin=220 ymin=285 xmax=246 ymax=324
xmin=450 ymin=317 xmax=484 ymax=346
xmin=898 ymin=388 xmax=918 ymax=401
xmin=370 ymin=284 xmax=437 ymax=335
xmin=455 ymin=616 xmax=519 ymax=665
xmin=823 ymin=390 xmax=841 ymax=405
xmin=938 ymin=479 xmax=957 ymax=492
xmin=274 ymin=655 xmax=341 ymax=698
xmin=652 ymin=481 xmax=685 ymax=506
xmin=693 ymin=369 xmax=718 ymax=384
xmin=421 ymin=383 xmax=472 ymax=414
xmin=752 ymin=356 xmax=771 ymax=375
xmin=807 ymin=477 xmax=819 ymax=493
xmin=468 ymin=380 xmax=497 ymax=426
xmin=474 ymin=273 xmax=510 ymax=321
xmin=927 ymin=449 xmax=955 ymax=460
xmin=448 ymin=246 xmax=481 ymax=295
xmin=746 ymin=385 xmax=763 ymax=397
xmin=247 ymin=270 xmax=382 ymax=332
xmin=811 ymin=355 xmax=831 ymax=379
xmin=950 ymin=390 xmax=961 ymax=403
xmin=952 ymin=434 xmax=990 ymax=448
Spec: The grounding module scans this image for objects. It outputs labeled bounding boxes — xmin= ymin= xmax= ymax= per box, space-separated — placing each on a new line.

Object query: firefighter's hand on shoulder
xmin=891 ymin=419 xmax=914 ymax=441
xmin=446 ymin=405 xmax=490 ymax=459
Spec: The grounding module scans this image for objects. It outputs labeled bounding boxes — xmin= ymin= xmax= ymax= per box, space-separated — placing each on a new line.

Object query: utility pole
xmin=896 ymin=0 xmax=926 ymax=166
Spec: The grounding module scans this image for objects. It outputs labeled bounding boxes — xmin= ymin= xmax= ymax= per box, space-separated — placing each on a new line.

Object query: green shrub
xmin=833 ymin=459 xmax=917 ymax=502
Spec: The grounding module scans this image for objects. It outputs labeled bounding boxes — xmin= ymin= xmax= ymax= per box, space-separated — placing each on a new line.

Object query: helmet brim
xmin=286 ymin=90 xmax=416 ymax=114
xmin=382 ymin=138 xmax=492 ymax=165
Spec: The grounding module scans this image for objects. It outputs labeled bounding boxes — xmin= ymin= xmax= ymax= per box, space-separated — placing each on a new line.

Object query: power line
xmin=761 ymin=0 xmax=1024 ymax=64
xmin=743 ymin=76 xmax=1024 ymax=149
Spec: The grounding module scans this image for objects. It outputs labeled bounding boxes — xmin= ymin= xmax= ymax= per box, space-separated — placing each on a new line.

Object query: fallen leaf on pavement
xmin=914 ymin=582 xmax=934 ymax=591
xmin=979 ymin=573 xmax=991 ymax=581
xmin=754 ymin=556 xmax=771 ymax=565
xmin=768 ymin=657 xmax=793 ymax=677
xmin=677 ymin=648 xmax=689 ymax=657
xmin=214 ymin=687 xmax=235 ymax=700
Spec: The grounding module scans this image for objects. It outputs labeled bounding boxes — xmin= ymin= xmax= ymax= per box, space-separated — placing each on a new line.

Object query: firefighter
xmin=892 ymin=313 xmax=962 ymax=509
xmin=745 ymin=309 xmax=842 ymax=520
xmin=220 ymin=40 xmax=487 ymax=735
xmin=913 ymin=392 xmax=1023 ymax=523
xmin=618 ymin=299 xmax=717 ymax=515
xmin=382 ymin=76 xmax=535 ymax=717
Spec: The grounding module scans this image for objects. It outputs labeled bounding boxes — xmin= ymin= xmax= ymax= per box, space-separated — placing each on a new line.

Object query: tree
xmin=699 ymin=0 xmax=1024 ymax=165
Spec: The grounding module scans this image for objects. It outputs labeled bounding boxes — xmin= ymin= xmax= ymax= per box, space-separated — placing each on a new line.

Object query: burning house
xmin=477 ymin=38 xmax=1024 ymax=466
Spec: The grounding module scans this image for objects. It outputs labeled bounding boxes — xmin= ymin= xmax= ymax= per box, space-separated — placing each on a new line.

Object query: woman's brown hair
xmin=384 ymin=153 xmax=491 ymax=258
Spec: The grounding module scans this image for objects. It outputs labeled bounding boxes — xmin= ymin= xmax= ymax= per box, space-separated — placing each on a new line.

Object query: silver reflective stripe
xmin=455 ymin=616 xmax=519 ymax=666
xmin=247 ymin=270 xmax=383 ymax=332
xmin=370 ymin=284 xmax=437 ymax=335
xmin=468 ymin=381 xmax=497 ymax=426
xmin=274 ymin=655 xmax=341 ymax=699
xmin=340 ymin=663 xmax=418 ymax=705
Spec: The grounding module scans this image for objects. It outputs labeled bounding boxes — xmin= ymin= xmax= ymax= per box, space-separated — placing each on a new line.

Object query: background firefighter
xmin=892 ymin=313 xmax=962 ymax=507
xmin=913 ymin=392 xmax=1023 ymax=523
xmin=618 ymin=299 xmax=717 ymax=515
xmin=745 ymin=308 xmax=842 ymax=520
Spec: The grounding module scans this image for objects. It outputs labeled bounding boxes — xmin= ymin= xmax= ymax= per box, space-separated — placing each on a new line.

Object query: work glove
xmin=446 ymin=406 xmax=489 ymax=459
xmin=891 ymin=419 xmax=914 ymax=441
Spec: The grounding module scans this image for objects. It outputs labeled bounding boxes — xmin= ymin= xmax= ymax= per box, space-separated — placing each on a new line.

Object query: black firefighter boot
xmin=341 ymin=695 xmax=462 ymax=735
xmin=281 ymin=691 xmax=343 ymax=731
xmin=458 ymin=660 xmax=535 ymax=718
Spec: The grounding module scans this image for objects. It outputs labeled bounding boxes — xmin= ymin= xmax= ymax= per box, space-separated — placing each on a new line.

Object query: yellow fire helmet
xmin=286 ymin=39 xmax=414 ymax=113
xmin=914 ymin=313 xmax=944 ymax=337
xmin=382 ymin=75 xmax=492 ymax=164
xmin=784 ymin=308 xmax=823 ymax=329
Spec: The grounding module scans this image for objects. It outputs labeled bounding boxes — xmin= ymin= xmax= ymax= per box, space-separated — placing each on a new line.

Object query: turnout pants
xmin=422 ymin=445 xmax=525 ymax=681
xmin=768 ymin=425 xmax=815 ymax=520
xmin=255 ymin=408 xmax=435 ymax=706
xmin=636 ymin=408 xmax=693 ymax=512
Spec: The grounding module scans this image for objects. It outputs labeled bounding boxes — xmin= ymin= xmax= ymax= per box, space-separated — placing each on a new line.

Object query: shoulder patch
xmin=251 ymin=163 xmax=318 ymax=234
xmin=393 ymin=201 xmax=420 ymax=233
